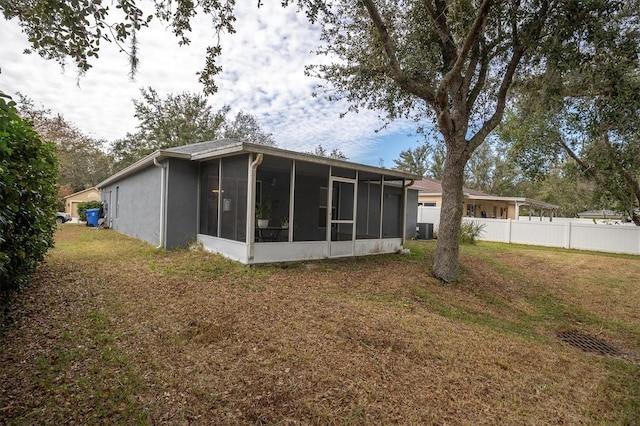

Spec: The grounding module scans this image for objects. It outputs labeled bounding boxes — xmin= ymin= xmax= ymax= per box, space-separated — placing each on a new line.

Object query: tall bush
xmin=0 ymin=96 xmax=58 ymax=292
xmin=77 ymin=200 xmax=103 ymax=222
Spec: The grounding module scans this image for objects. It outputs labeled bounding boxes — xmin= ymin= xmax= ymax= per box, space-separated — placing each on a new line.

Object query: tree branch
xmin=425 ymin=1 xmax=458 ymax=70
xmin=462 ymin=40 xmax=481 ymax=100
xmin=558 ymin=138 xmax=597 ymax=179
xmin=441 ymin=0 xmax=492 ymax=92
xmin=360 ymin=0 xmax=437 ymax=104
xmin=428 ymin=0 xmax=459 ymax=110
xmin=468 ymin=43 xmax=524 ymax=152
xmin=466 ymin=40 xmax=490 ymax=111
xmin=468 ymin=0 xmax=550 ymax=152
xmin=557 ymin=133 xmax=640 ymax=225
xmin=601 ymin=133 xmax=640 ymax=211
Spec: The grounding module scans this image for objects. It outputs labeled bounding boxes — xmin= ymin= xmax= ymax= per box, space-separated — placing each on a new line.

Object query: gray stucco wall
xmin=165 ymin=158 xmax=199 ymax=248
xmin=102 ymin=165 xmax=162 ymax=246
xmin=405 ymin=188 xmax=418 ymax=240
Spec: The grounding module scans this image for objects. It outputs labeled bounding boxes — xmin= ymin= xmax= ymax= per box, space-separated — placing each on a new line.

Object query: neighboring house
xmin=413 ymin=177 xmax=560 ymax=220
xmin=97 ymin=139 xmax=420 ymax=264
xmin=63 ymin=187 xmax=101 ymax=219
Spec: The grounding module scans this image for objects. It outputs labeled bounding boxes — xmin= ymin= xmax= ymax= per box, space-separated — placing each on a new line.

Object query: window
xmin=466 ymin=204 xmax=477 ymax=217
xmin=115 ymin=186 xmax=119 ymax=219
xmin=418 ymin=202 xmax=436 ymax=207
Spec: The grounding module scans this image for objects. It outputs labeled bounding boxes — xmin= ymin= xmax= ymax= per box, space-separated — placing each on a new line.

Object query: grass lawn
xmin=1 ymin=225 xmax=639 ymax=424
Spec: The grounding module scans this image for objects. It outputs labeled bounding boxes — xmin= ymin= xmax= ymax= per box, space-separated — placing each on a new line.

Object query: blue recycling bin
xmin=85 ymin=208 xmax=100 ymax=227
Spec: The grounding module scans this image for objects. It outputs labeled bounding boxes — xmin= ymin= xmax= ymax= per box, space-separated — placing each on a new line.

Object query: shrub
xmin=460 ymin=220 xmax=486 ymax=245
xmin=77 ymin=200 xmax=103 ymax=222
xmin=0 ymin=96 xmax=58 ymax=292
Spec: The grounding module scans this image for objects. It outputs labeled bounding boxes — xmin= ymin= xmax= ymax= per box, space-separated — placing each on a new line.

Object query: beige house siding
xmin=417 ymin=195 xmax=440 ymax=206
xmin=64 ymin=188 xmax=100 ymax=218
xmin=423 ymin=195 xmax=519 ymax=219
xmin=418 ymin=195 xmax=528 ymax=219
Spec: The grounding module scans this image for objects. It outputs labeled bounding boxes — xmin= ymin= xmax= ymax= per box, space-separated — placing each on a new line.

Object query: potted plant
xmin=255 ymin=197 xmax=274 ymax=228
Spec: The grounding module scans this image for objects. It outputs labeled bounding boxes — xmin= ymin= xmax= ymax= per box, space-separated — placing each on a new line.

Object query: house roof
xmin=62 ymin=187 xmax=99 ymax=200
xmin=97 ymin=139 xmax=421 ymax=188
xmin=412 ymin=177 xmax=489 ymax=197
xmin=414 ymin=178 xmax=560 ymax=210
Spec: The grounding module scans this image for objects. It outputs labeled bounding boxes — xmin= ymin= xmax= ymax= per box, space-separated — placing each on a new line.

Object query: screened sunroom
xmin=194 ymin=142 xmax=418 ymax=264
xmin=98 ymin=140 xmax=419 ymax=264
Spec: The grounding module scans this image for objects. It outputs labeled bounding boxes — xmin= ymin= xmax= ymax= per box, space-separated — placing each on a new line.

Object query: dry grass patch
xmin=1 ymin=226 xmax=639 ymax=424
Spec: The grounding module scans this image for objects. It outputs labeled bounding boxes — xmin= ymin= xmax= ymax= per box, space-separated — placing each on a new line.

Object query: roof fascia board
xmin=99 ymin=140 xmax=420 ymax=189
xmin=190 ymin=143 xmax=245 ymax=160
xmin=157 ymin=150 xmax=192 ymax=160
xmin=466 ymin=195 xmax=526 ymax=202
xmin=97 ymin=152 xmax=159 ymax=188
xmin=466 ymin=195 xmax=559 ymax=209
xmin=97 ymin=150 xmax=190 ymax=188
xmin=63 ymin=186 xmax=98 ymax=199
xmin=523 ymin=198 xmax=560 ymax=209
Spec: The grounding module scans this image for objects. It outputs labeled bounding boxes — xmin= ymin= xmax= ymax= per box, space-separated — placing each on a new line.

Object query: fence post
xmin=564 ymin=221 xmax=572 ymax=249
xmin=507 ymin=218 xmax=512 ymax=243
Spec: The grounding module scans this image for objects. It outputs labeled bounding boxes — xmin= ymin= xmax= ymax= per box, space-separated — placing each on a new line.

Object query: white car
xmin=56 ymin=212 xmax=71 ymax=224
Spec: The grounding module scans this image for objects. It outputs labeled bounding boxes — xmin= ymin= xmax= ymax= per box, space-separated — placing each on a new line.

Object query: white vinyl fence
xmin=417 ymin=206 xmax=640 ymax=255
xmin=417 ymin=207 xmax=442 ymax=230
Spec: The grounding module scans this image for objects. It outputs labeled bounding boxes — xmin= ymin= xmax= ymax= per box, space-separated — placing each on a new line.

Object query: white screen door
xmin=329 ymin=177 xmax=356 ymax=257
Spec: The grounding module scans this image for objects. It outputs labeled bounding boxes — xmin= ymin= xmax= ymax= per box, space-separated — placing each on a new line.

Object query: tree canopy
xmin=17 ymin=95 xmax=113 ymax=194
xmin=111 ymin=88 xmax=275 ymax=170
xmin=310 ymin=144 xmax=347 ymax=160
xmin=500 ymin=0 xmax=640 ymax=224
xmin=111 ymin=88 xmax=227 ymax=169
xmin=0 ymin=0 xmax=324 ymax=94
xmin=393 ymin=144 xmax=432 ymax=176
xmin=222 ymin=111 xmax=276 ymax=146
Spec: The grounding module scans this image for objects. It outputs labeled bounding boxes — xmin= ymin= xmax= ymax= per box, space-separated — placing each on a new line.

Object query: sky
xmin=0 ymin=2 xmax=426 ymax=168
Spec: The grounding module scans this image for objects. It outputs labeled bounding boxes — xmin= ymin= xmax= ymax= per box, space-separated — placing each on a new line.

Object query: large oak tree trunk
xmin=433 ymin=145 xmax=467 ymax=282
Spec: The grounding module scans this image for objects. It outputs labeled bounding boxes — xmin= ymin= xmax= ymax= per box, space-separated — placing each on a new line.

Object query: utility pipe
xmin=153 ymin=157 xmax=166 ymax=249
xmin=402 ymin=179 xmax=415 ymax=244
xmin=247 ymin=154 xmax=264 ymax=261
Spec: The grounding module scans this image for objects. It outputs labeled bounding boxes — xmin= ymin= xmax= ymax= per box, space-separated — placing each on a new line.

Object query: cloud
xmin=0 ymin=4 xmax=419 ymax=163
